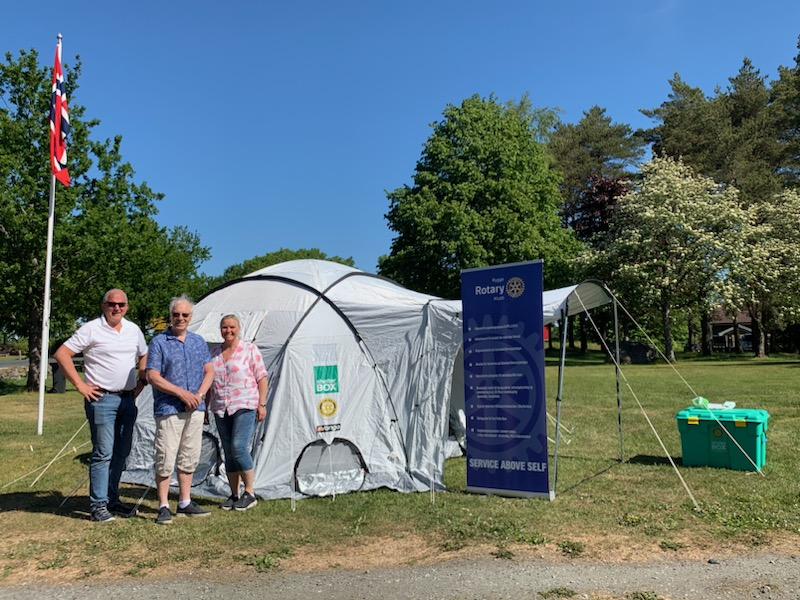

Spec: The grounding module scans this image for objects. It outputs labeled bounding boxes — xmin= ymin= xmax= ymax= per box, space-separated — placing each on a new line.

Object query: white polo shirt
xmin=64 ymin=315 xmax=148 ymax=391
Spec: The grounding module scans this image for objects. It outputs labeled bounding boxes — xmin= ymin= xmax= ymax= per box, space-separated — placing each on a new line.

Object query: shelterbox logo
xmin=314 ymin=365 xmax=339 ymax=394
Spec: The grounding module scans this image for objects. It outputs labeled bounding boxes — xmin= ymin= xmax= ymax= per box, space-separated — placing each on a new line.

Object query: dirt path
xmin=1 ymin=547 xmax=797 ymax=600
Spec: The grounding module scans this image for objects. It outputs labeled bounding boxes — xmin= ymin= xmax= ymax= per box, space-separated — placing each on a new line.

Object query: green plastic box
xmin=675 ymin=407 xmax=770 ymax=471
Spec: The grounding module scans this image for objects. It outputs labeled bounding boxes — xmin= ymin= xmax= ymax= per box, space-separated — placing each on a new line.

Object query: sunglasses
xmin=104 ymin=302 xmax=127 ymax=308
xmin=172 ymin=312 xmax=191 ymax=318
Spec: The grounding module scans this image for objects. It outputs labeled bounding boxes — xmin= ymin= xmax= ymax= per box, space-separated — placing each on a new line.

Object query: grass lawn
xmin=0 ymin=352 xmax=798 ymax=584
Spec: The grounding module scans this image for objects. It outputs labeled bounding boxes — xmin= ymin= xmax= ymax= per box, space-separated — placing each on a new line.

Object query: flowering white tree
xmin=580 ymin=156 xmax=745 ymax=361
xmin=729 ymin=188 xmax=800 ymax=356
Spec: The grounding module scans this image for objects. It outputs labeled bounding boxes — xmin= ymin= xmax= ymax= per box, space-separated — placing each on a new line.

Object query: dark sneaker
xmin=176 ymin=500 xmax=210 ymax=518
xmin=233 ymin=492 xmax=258 ymax=511
xmin=91 ymin=505 xmax=116 ymax=523
xmin=108 ymin=501 xmax=138 ymax=518
xmin=155 ymin=506 xmax=172 ymax=525
xmin=220 ymin=495 xmax=238 ymax=510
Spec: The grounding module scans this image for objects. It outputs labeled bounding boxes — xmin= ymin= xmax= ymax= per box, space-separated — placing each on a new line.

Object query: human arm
xmin=146 ymin=368 xmax=202 ymax=410
xmin=256 ymin=375 xmax=268 ymax=422
xmin=134 ymin=353 xmax=148 ymax=398
xmin=53 ymin=344 xmax=103 ymax=401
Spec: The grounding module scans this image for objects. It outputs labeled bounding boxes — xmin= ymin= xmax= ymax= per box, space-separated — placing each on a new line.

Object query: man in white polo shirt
xmin=55 ymin=288 xmax=148 ymax=523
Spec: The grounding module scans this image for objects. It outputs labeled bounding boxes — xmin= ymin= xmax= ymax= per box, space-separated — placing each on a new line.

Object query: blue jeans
xmin=214 ymin=409 xmax=256 ymax=472
xmin=84 ymin=391 xmax=137 ymax=509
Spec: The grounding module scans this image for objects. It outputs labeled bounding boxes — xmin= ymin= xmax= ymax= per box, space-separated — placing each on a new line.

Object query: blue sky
xmin=4 ymin=1 xmax=800 ymax=276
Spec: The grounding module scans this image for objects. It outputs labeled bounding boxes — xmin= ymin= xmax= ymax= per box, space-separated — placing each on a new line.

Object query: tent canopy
xmin=542 ymin=279 xmax=613 ymax=325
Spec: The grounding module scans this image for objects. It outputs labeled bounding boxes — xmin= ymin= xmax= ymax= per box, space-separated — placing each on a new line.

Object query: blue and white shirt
xmin=147 ymin=327 xmax=211 ymax=417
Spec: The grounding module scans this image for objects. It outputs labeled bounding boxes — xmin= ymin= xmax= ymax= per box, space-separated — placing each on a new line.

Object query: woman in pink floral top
xmin=208 ymin=314 xmax=268 ymax=511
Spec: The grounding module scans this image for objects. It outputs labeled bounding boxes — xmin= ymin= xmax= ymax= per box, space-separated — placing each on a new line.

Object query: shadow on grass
xmin=0 ymin=484 xmax=156 ymax=521
xmin=553 ymin=454 xmax=683 ymax=495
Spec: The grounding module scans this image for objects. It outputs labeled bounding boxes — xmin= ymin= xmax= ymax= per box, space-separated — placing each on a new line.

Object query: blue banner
xmin=461 ymin=261 xmax=550 ymax=499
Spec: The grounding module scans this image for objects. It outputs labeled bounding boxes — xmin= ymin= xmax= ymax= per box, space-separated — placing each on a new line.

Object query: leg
xmin=175 ymin=411 xmax=206 ymax=502
xmin=84 ymin=394 xmax=121 ymax=510
xmin=154 ymin=414 xmax=181 ymax=506
xmin=108 ymin=392 xmax=138 ymax=505
xmin=229 ymin=409 xmax=256 ymax=495
xmin=214 ymin=412 xmax=243 ymax=499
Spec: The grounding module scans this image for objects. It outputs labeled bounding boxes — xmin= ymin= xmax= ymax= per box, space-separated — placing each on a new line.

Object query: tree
xmin=194 ymin=248 xmax=355 ymax=297
xmin=549 ymin=105 xmax=645 ymax=235
xmin=0 ymin=48 xmax=209 ymax=389
xmin=770 ymin=35 xmax=800 ymax=188
xmin=728 ymin=188 xmax=800 ymax=356
xmin=379 ymin=94 xmax=581 ymax=299
xmin=581 ymin=157 xmax=744 ymax=362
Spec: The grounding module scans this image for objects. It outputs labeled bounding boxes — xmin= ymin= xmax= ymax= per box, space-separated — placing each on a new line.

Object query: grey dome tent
xmin=124 ymin=259 xmax=464 ymax=499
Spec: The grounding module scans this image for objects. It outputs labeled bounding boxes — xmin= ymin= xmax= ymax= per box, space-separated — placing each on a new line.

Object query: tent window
xmin=294 ymin=438 xmax=368 ymax=497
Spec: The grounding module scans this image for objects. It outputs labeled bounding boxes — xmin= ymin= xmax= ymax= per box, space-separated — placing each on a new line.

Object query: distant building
xmin=711 ymin=307 xmax=752 ymax=352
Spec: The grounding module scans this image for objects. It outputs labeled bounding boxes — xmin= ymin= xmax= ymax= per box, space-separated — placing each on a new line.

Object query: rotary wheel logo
xmin=318 ymin=397 xmax=338 ymax=418
xmin=506 ymin=277 xmax=525 ymax=298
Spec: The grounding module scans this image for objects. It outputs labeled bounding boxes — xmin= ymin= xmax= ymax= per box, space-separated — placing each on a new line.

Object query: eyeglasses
xmin=104 ymin=302 xmax=127 ymax=308
xmin=172 ymin=312 xmax=191 ymax=318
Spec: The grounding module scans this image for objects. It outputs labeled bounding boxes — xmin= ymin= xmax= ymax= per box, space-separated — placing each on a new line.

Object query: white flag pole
xmin=37 ymin=173 xmax=57 ymax=435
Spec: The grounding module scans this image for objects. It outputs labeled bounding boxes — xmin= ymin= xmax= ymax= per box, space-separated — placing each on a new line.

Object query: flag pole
xmin=38 ymin=33 xmax=68 ymax=435
xmin=37 ymin=172 xmax=57 ymax=435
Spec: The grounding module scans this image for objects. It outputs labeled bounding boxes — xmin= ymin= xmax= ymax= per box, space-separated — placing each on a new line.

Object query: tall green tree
xmin=770 ymin=35 xmax=800 ymax=187
xmin=379 ymin=94 xmax=580 ymax=299
xmin=548 ymin=105 xmax=645 ymax=235
xmin=0 ymin=48 xmax=208 ymax=389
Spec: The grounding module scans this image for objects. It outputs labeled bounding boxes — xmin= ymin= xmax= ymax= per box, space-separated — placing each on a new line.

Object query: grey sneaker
xmin=233 ymin=492 xmax=258 ymax=511
xmin=155 ymin=506 xmax=172 ymax=525
xmin=220 ymin=495 xmax=238 ymax=510
xmin=91 ymin=505 xmax=116 ymax=523
xmin=108 ymin=501 xmax=137 ymax=518
xmin=176 ymin=500 xmax=210 ymax=517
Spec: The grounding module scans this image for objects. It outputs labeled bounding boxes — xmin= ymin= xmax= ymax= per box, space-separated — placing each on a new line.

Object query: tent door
xmin=293 ymin=438 xmax=369 ymax=497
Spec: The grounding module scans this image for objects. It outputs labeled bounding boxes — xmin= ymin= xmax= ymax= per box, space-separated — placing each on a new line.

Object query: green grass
xmin=1 ymin=354 xmax=799 ymax=583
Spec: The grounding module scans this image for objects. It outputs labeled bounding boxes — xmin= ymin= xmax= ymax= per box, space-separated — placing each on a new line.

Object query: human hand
xmin=79 ymin=382 xmax=103 ymax=402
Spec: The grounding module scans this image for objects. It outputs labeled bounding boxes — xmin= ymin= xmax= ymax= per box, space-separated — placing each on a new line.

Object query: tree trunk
xmin=579 ymin=315 xmax=588 ymax=354
xmin=749 ymin=305 xmax=767 ymax=358
xmin=26 ymin=296 xmax=44 ymax=392
xmin=662 ymin=295 xmax=675 ymax=362
xmin=732 ymin=314 xmax=742 ymax=354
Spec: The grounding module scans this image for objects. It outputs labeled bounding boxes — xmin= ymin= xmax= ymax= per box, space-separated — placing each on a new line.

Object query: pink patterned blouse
xmin=208 ymin=339 xmax=267 ymax=417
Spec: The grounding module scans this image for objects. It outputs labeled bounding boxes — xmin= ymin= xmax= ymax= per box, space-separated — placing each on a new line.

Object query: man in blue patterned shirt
xmin=145 ymin=295 xmax=214 ymax=525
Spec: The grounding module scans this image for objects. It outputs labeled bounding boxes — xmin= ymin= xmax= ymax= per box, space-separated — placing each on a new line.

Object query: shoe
xmin=176 ymin=500 xmax=210 ymax=518
xmin=91 ymin=505 xmax=116 ymax=523
xmin=233 ymin=491 xmax=258 ymax=511
xmin=155 ymin=506 xmax=172 ymax=525
xmin=220 ymin=495 xmax=238 ymax=510
xmin=108 ymin=501 xmax=138 ymax=518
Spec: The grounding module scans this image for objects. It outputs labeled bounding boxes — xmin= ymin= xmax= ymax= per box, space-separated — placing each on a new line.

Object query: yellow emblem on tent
xmin=318 ymin=397 xmax=338 ymax=418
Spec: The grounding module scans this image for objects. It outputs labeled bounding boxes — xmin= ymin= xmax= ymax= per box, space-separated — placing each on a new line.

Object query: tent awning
xmin=542 ymin=279 xmax=613 ymax=325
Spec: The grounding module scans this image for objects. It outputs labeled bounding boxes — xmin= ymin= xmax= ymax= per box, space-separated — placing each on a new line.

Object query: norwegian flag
xmin=49 ymin=35 xmax=70 ymax=186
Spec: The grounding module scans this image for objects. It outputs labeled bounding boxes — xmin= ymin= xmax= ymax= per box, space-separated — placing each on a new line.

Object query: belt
xmin=98 ymin=388 xmax=134 ymax=395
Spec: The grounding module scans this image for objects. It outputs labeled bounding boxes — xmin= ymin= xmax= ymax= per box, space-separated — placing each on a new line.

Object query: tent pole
xmin=613 ymin=296 xmax=624 ymax=462
xmin=551 ymin=312 xmax=569 ymax=496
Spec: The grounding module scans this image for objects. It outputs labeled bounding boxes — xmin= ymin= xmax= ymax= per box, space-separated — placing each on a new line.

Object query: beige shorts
xmin=154 ymin=411 xmax=205 ymax=477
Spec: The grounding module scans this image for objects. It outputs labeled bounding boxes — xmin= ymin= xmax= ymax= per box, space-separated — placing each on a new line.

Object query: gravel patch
xmin=0 ymin=551 xmax=797 ymax=600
